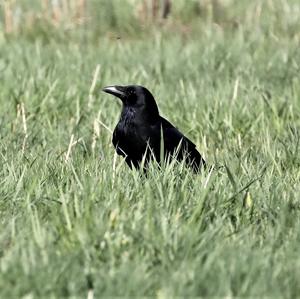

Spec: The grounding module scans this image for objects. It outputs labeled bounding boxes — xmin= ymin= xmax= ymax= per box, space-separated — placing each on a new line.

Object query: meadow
xmin=0 ymin=0 xmax=300 ymax=297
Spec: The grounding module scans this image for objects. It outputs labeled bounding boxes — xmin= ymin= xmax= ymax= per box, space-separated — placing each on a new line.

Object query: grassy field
xmin=0 ymin=0 xmax=300 ymax=297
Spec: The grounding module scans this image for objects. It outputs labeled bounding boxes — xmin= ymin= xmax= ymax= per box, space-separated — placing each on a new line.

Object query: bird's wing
xmin=160 ymin=117 xmax=205 ymax=171
xmin=160 ymin=117 xmax=197 ymax=150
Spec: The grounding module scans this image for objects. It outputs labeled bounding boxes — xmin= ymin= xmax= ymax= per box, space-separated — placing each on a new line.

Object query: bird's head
xmin=102 ymin=85 xmax=159 ymax=117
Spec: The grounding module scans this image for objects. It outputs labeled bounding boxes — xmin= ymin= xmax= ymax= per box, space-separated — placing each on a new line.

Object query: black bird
xmin=102 ymin=85 xmax=205 ymax=172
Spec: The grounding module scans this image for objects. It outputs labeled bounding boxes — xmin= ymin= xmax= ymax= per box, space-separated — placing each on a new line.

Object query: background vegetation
xmin=0 ymin=0 xmax=300 ymax=297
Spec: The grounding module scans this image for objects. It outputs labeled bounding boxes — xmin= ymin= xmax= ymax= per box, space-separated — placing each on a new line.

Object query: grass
xmin=0 ymin=0 xmax=300 ymax=297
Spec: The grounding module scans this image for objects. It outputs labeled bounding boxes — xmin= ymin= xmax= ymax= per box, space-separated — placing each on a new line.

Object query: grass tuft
xmin=0 ymin=0 xmax=300 ymax=297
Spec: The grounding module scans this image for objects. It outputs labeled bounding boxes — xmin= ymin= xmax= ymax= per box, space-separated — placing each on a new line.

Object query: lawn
xmin=0 ymin=0 xmax=300 ymax=297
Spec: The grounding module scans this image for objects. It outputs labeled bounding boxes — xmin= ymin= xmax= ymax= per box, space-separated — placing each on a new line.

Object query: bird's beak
xmin=102 ymin=86 xmax=126 ymax=99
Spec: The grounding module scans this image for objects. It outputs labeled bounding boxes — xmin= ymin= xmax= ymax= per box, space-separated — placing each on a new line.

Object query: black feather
xmin=103 ymin=85 xmax=206 ymax=172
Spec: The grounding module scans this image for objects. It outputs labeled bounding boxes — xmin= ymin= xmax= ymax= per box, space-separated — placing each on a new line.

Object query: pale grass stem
xmin=96 ymin=119 xmax=127 ymax=158
xmin=65 ymin=134 xmax=83 ymax=162
xmin=88 ymin=64 xmax=101 ymax=109
xmin=204 ymin=164 xmax=214 ymax=189
xmin=91 ymin=118 xmax=100 ymax=153
xmin=112 ymin=150 xmax=118 ymax=188
xmin=95 ymin=119 xmax=127 ymax=184
xmin=60 ymin=193 xmax=72 ymax=231
xmin=52 ymin=0 xmax=62 ymax=26
xmin=75 ymin=0 xmax=87 ymax=22
xmin=19 ymin=102 xmax=28 ymax=155
xmin=70 ymin=163 xmax=84 ymax=190
xmin=87 ymin=289 xmax=94 ymax=299
xmin=3 ymin=0 xmax=13 ymax=33
xmin=65 ymin=134 xmax=74 ymax=162
xmin=97 ymin=119 xmax=113 ymax=134
xmin=231 ymin=78 xmax=239 ymax=104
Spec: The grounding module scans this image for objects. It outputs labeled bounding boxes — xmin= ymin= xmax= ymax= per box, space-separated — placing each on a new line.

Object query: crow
xmin=102 ymin=85 xmax=206 ymax=172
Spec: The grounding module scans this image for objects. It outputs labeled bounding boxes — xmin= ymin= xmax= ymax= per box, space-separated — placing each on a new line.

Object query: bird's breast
xmin=114 ymin=111 xmax=159 ymax=159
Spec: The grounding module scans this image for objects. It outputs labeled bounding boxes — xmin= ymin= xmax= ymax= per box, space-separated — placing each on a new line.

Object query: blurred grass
xmin=1 ymin=0 xmax=300 ymax=42
xmin=0 ymin=0 xmax=300 ymax=297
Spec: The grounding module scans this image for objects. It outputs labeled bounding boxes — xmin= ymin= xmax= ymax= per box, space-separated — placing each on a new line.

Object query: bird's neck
xmin=121 ymin=106 xmax=159 ymax=125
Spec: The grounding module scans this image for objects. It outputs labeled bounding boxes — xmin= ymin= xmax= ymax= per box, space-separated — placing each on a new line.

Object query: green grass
xmin=1 ymin=1 xmax=300 ymax=297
